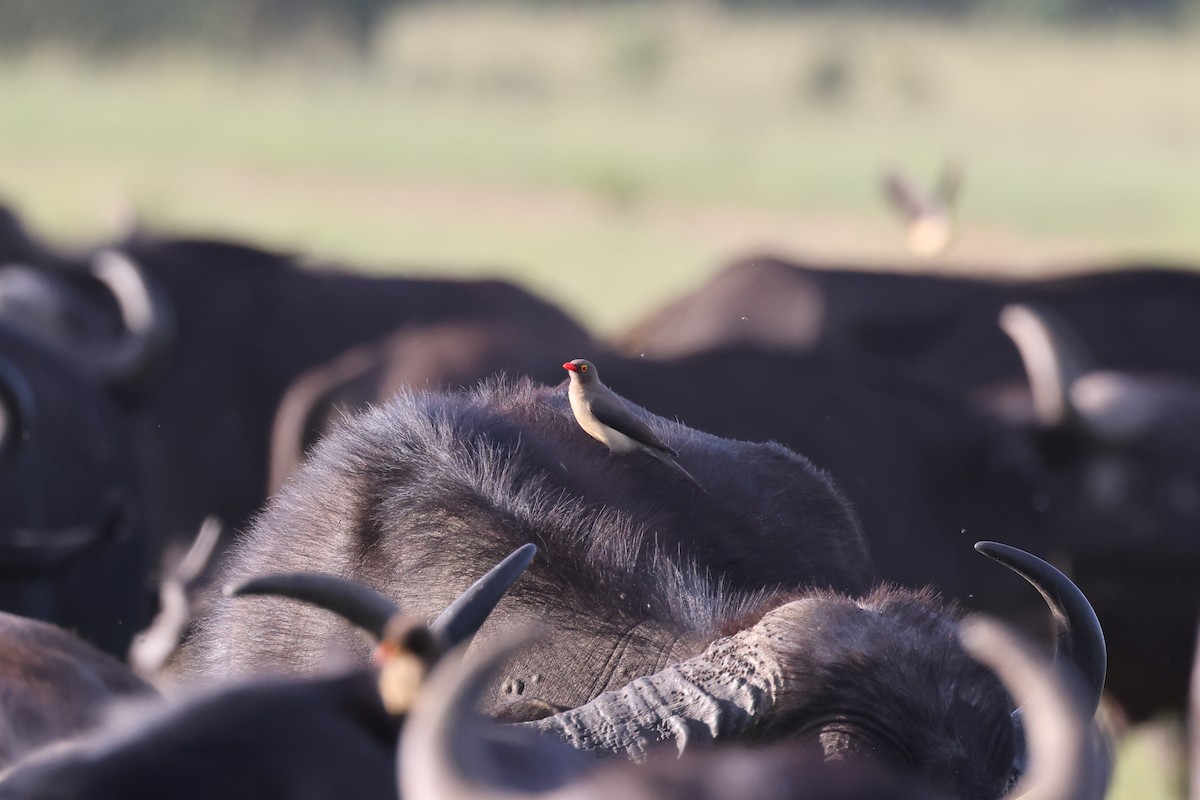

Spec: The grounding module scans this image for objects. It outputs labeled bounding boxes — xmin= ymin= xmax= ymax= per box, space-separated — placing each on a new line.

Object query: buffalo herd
xmin=0 ymin=199 xmax=1197 ymax=798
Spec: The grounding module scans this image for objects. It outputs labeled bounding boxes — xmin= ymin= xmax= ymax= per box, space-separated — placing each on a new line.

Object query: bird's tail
xmin=652 ymin=449 xmax=705 ymax=492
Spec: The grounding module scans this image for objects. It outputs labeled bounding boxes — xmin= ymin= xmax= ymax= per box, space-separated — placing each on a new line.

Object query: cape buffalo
xmin=618 ymin=254 xmax=1200 ymax=389
xmin=0 ymin=326 xmax=149 ymax=655
xmin=184 ymin=379 xmax=1104 ymax=800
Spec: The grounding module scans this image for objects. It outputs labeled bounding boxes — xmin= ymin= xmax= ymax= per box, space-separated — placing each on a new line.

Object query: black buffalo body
xmin=0 ymin=326 xmax=148 ymax=654
xmin=619 ymin=254 xmax=1200 ymax=388
xmin=0 ymin=611 xmax=154 ymax=770
xmin=0 ymin=671 xmax=399 ymax=800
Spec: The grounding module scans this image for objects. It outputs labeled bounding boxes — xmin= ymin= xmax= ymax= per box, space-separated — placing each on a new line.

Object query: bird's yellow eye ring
xmin=579 ymin=364 xmax=588 ymax=372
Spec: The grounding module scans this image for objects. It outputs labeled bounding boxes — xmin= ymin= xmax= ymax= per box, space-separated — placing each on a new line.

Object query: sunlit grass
xmin=1108 ymin=718 xmax=1187 ymax=800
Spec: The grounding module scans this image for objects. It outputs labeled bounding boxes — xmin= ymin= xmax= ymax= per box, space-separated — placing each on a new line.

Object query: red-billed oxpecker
xmin=562 ymin=358 xmax=702 ymax=488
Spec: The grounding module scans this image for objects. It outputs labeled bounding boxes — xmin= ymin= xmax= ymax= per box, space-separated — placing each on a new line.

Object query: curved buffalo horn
xmin=401 ymin=630 xmax=588 ymax=800
xmin=961 ymin=617 xmax=1109 ymax=800
xmin=974 ymin=541 xmax=1106 ymax=716
xmin=227 ymin=571 xmax=399 ymax=640
xmin=998 ymin=303 xmax=1093 ymax=429
xmin=0 ymin=356 xmax=35 ymax=458
xmin=227 ymin=543 xmax=537 ymax=648
xmin=431 ymin=543 xmax=537 ymax=648
xmin=87 ymin=249 xmax=175 ymax=389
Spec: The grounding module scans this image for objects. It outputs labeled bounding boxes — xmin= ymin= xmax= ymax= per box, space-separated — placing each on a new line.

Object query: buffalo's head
xmin=519 ymin=542 xmax=1104 ymax=800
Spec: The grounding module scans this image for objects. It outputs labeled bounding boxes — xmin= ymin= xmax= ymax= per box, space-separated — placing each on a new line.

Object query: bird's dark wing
xmin=589 ymin=394 xmax=678 ymax=456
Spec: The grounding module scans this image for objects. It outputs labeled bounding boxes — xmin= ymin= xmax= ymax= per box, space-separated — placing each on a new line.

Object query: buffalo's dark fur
xmin=268 ymin=319 xmax=592 ymax=494
xmin=0 ymin=612 xmax=154 ymax=770
xmin=266 ymin=334 xmax=1047 ymax=656
xmin=186 ymin=377 xmax=870 ymax=714
xmin=763 ymin=587 xmax=1017 ymax=780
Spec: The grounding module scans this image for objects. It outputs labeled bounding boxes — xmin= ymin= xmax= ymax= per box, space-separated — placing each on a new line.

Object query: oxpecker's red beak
xmin=562 ymin=362 xmax=578 ymax=372
xmin=374 ymin=639 xmax=400 ymax=668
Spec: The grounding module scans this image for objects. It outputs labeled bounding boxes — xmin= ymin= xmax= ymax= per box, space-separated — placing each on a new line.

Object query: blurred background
xmin=2 ymin=0 xmax=1199 ymax=334
xmin=2 ymin=0 xmax=1197 ymax=796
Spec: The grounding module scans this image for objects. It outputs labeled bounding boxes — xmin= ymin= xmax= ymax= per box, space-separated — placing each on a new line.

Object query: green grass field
xmin=1 ymin=6 xmax=1197 ymax=795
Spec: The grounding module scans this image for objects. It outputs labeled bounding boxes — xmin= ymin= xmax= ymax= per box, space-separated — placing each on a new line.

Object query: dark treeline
xmin=0 ymin=0 xmax=399 ymax=55
xmin=0 ymin=0 xmax=1196 ymax=57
